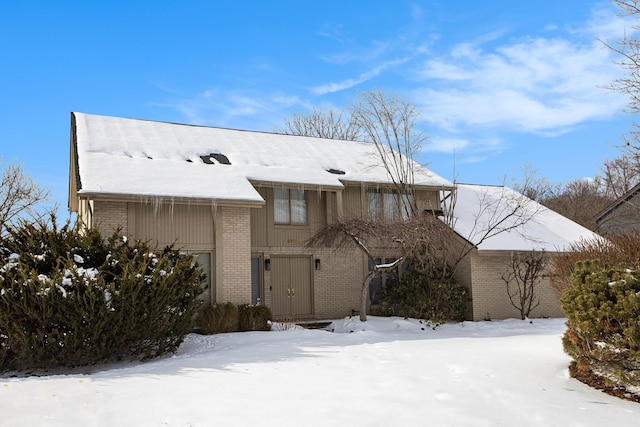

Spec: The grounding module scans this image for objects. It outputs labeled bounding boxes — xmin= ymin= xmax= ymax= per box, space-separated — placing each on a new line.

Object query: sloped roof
xmin=594 ymin=181 xmax=640 ymax=224
xmin=451 ymin=184 xmax=601 ymax=252
xmin=71 ymin=113 xmax=453 ymax=204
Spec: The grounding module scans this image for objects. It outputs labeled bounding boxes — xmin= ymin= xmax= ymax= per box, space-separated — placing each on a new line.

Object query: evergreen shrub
xmin=561 ymin=261 xmax=640 ymax=390
xmin=196 ymin=303 xmax=272 ymax=334
xmin=377 ymin=263 xmax=469 ymax=327
xmin=238 ymin=304 xmax=272 ymax=331
xmin=0 ymin=217 xmax=205 ymax=372
xmin=196 ymin=302 xmax=239 ymax=334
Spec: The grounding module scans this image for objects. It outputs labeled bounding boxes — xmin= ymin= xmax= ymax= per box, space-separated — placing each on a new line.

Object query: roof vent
xmin=327 ymin=168 xmax=345 ymax=175
xmin=200 ymin=153 xmax=231 ymax=165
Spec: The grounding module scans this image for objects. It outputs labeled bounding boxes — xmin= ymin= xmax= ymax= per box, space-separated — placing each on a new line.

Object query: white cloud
xmin=412 ymin=7 xmax=629 ymax=136
xmin=424 ymin=137 xmax=469 ymax=153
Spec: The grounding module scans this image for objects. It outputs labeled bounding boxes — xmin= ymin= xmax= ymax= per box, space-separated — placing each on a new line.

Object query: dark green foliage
xmin=561 ymin=261 xmax=640 ymax=389
xmin=238 ymin=304 xmax=272 ymax=331
xmin=196 ymin=303 xmax=272 ymax=334
xmin=377 ymin=263 xmax=469 ymax=327
xmin=0 ymin=216 xmax=205 ymax=372
xmin=196 ymin=302 xmax=239 ymax=334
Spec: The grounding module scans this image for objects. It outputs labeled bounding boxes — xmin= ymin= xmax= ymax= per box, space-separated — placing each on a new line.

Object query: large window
xmin=367 ymin=189 xmax=414 ymax=221
xmin=274 ymin=188 xmax=307 ymax=224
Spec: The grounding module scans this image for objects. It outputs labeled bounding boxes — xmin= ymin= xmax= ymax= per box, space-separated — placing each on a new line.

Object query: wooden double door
xmin=269 ymin=256 xmax=313 ymax=318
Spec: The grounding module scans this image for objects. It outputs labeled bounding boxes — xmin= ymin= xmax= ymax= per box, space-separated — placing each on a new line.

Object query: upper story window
xmin=367 ymin=189 xmax=414 ymax=222
xmin=274 ymin=188 xmax=307 ymax=224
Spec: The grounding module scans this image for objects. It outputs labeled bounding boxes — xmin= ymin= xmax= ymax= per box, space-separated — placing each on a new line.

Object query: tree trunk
xmin=360 ymin=270 xmax=376 ymax=321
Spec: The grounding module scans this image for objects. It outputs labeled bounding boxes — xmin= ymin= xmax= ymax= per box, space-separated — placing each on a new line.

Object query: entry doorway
xmin=270 ymin=256 xmax=313 ymax=318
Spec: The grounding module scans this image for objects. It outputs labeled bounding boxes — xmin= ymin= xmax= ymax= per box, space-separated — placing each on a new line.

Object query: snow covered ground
xmin=1 ymin=317 xmax=638 ymax=426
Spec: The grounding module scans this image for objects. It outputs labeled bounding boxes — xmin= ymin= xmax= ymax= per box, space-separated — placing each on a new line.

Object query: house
xmin=450 ymin=184 xmax=600 ymax=320
xmin=68 ymin=112 xmax=597 ymax=321
xmin=594 ymin=181 xmax=640 ymax=235
xmin=68 ymin=112 xmax=453 ymax=320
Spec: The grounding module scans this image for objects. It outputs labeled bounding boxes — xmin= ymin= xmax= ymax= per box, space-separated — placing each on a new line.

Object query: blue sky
xmin=0 ymin=1 xmax=635 ymax=212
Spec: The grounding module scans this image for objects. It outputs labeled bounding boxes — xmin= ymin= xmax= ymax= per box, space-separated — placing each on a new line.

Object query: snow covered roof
xmin=451 ymin=184 xmax=601 ymax=252
xmin=71 ymin=113 xmax=453 ymax=205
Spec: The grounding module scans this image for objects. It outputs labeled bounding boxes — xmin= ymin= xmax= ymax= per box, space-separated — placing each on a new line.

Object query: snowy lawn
xmin=1 ymin=317 xmax=638 ymax=426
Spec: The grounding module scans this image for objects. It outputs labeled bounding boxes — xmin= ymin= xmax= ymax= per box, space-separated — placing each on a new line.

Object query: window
xmin=274 ymin=188 xmax=307 ymax=224
xmin=367 ymin=189 xmax=414 ymax=221
xmin=185 ymin=252 xmax=212 ymax=308
xmin=369 ymin=257 xmax=410 ymax=304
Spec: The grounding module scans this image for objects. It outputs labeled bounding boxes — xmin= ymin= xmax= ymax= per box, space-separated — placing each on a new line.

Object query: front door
xmin=270 ymin=256 xmax=313 ymax=318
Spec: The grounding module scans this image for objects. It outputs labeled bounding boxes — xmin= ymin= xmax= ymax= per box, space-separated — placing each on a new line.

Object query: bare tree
xmin=542 ymin=178 xmax=612 ymax=231
xmin=274 ymin=106 xmax=360 ymax=141
xmin=502 ymin=251 xmax=549 ymax=320
xmin=0 ymin=160 xmax=49 ymax=235
xmin=512 ymin=164 xmax=561 ymax=202
xmin=349 ymin=89 xmax=427 ymax=217
xmin=606 ymin=0 xmax=640 ymax=152
xmin=601 ymin=154 xmax=640 ymax=198
xmin=306 ymin=218 xmax=405 ymax=321
xmin=440 ymin=184 xmax=544 ymax=277
xmin=512 ymin=165 xmax=613 ymax=231
xmin=277 ymin=90 xmax=427 ymax=217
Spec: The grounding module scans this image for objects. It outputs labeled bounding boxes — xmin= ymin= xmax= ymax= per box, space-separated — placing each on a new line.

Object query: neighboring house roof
xmin=594 ymin=181 xmax=640 ymax=225
xmin=70 ymin=112 xmax=453 ymax=205
xmin=451 ymin=184 xmax=600 ymax=252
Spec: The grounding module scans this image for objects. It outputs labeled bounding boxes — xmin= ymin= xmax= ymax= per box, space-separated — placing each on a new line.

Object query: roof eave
xmin=76 ymin=191 xmax=266 ymax=208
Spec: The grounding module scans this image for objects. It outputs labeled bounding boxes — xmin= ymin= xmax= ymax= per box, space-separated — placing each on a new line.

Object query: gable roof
xmin=451 ymin=184 xmax=600 ymax=252
xmin=594 ymin=181 xmax=640 ymax=225
xmin=70 ymin=112 xmax=453 ymax=207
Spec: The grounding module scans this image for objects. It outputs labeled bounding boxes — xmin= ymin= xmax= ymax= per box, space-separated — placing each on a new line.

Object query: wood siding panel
xmin=128 ymin=202 xmax=214 ymax=249
xmin=264 ymin=187 xmax=325 ymax=247
xmin=342 ymin=185 xmax=363 ymax=218
xmin=250 ymin=187 xmax=268 ymax=247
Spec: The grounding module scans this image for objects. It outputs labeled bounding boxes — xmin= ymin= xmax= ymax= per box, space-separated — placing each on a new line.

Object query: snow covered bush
xmin=0 ymin=217 xmax=205 ymax=372
xmin=562 ymin=261 xmax=640 ymax=392
xmin=377 ymin=263 xmax=469 ymax=326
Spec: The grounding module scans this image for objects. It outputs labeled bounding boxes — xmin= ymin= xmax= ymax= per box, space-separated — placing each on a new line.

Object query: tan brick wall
xmin=310 ymin=248 xmax=365 ymax=319
xmin=92 ymin=200 xmax=128 ymax=237
xmin=468 ymin=251 xmax=563 ymax=321
xmin=217 ymin=206 xmax=252 ymax=304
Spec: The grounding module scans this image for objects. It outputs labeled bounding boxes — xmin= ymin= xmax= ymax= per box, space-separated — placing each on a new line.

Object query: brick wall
xmin=469 ymin=251 xmax=563 ymax=321
xmin=218 ymin=206 xmax=252 ymax=304
xmin=310 ymin=248 xmax=365 ymax=319
xmin=92 ymin=200 xmax=128 ymax=237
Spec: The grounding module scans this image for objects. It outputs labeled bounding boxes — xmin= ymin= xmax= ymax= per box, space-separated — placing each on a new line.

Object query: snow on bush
xmin=0 ymin=217 xmax=206 ymax=372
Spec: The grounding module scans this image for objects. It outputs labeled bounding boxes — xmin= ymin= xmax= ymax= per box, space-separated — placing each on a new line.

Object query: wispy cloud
xmin=425 ymin=136 xmax=505 ymax=161
xmin=154 ymin=89 xmax=307 ymax=131
xmin=311 ymin=58 xmax=409 ymax=95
